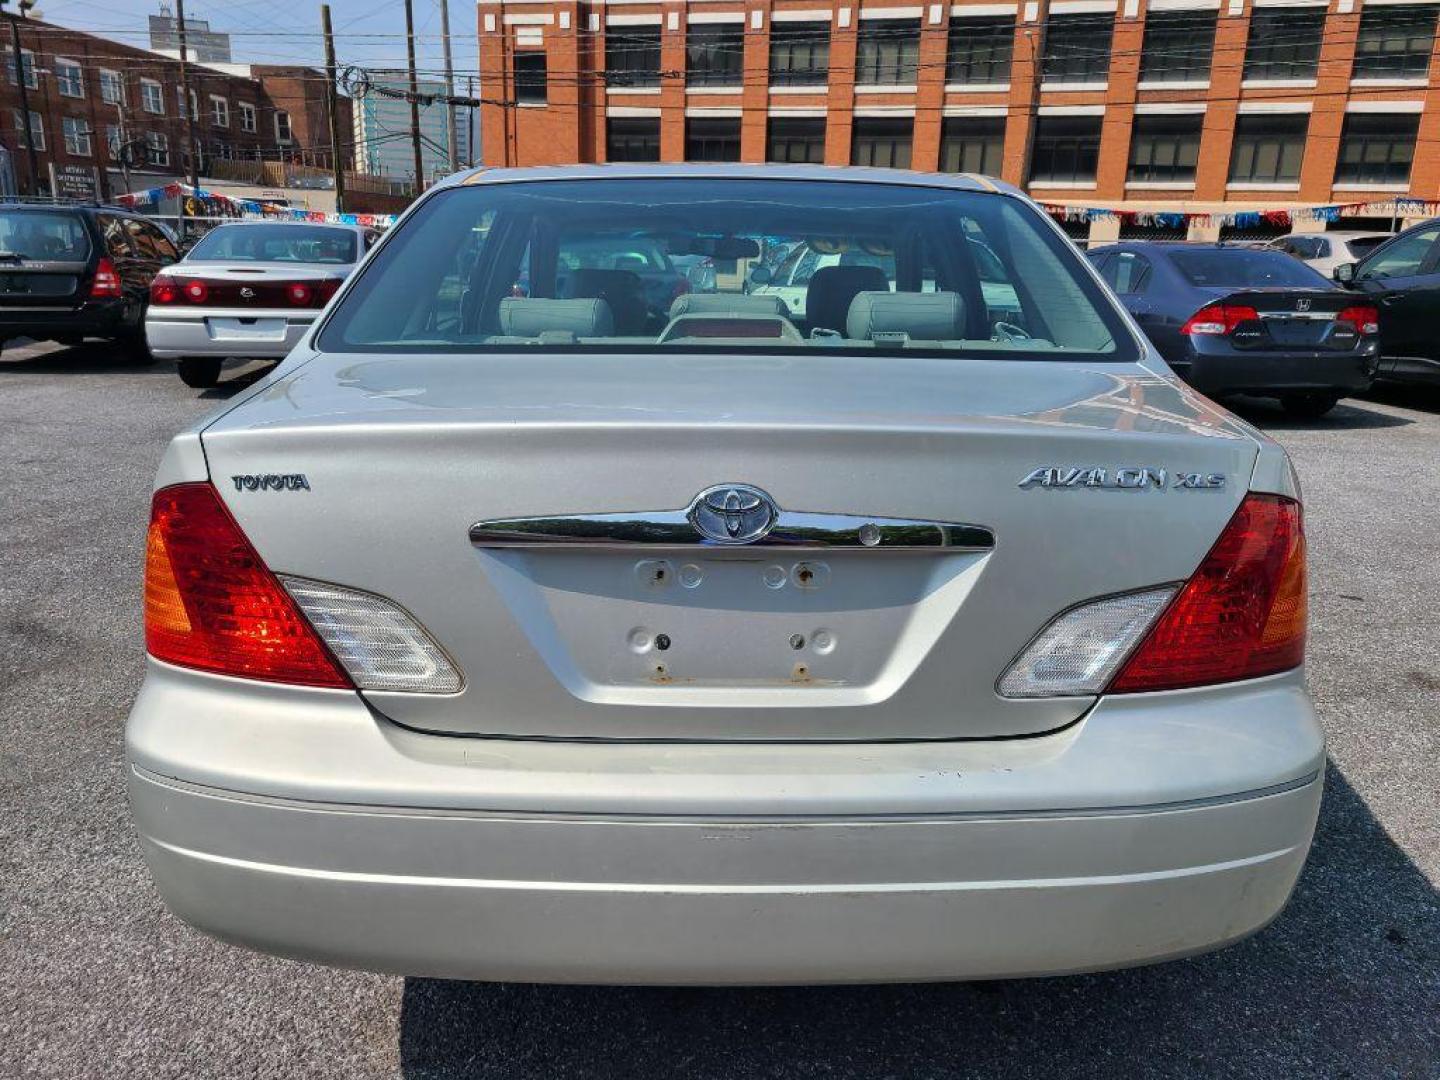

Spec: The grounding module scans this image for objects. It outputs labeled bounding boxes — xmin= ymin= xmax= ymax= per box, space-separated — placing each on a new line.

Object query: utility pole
xmin=321 ymin=4 xmax=346 ymax=213
xmin=404 ymin=0 xmax=425 ymax=192
xmin=116 ymin=88 xmax=133 ymax=196
xmin=175 ymin=0 xmax=202 ymax=237
xmin=440 ymin=0 xmax=459 ymax=173
xmin=3 ymin=1 xmax=40 ymax=195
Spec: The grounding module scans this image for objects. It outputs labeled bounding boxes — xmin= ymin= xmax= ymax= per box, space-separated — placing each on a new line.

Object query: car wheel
xmin=177 ymin=357 xmax=223 ymax=388
xmin=1280 ymin=392 xmax=1341 ymax=418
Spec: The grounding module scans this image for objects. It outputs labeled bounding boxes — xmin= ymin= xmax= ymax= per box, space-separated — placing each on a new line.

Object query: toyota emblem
xmin=688 ymin=484 xmax=777 ymax=545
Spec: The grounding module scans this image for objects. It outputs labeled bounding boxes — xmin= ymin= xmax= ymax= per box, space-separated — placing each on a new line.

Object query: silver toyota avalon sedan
xmin=128 ymin=165 xmax=1322 ymax=985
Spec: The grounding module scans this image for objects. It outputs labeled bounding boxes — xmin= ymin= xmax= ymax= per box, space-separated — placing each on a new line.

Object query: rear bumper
xmin=1377 ymin=354 xmax=1440 ymax=386
xmin=144 ymin=309 xmax=317 ymax=360
xmin=1179 ymin=342 xmax=1379 ymax=396
xmin=0 ymin=299 xmax=127 ymax=341
xmin=127 ymin=663 xmax=1325 ymax=985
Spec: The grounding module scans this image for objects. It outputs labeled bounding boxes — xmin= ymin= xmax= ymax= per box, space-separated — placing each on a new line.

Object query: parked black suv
xmin=0 ymin=203 xmax=180 ymax=358
xmin=1333 ymin=218 xmax=1440 ymax=387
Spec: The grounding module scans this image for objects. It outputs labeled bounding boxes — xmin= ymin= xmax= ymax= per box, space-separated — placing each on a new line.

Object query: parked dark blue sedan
xmin=1089 ymin=243 xmax=1381 ymax=417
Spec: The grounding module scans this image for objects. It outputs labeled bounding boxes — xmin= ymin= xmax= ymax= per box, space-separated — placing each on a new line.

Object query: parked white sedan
xmin=145 ymin=220 xmax=378 ymax=387
xmin=129 ymin=165 xmax=1321 ymax=985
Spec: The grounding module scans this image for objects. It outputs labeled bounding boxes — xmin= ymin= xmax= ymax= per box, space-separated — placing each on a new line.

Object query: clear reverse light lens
xmin=280 ymin=576 xmax=463 ymax=694
xmin=997 ymin=586 xmax=1179 ymax=699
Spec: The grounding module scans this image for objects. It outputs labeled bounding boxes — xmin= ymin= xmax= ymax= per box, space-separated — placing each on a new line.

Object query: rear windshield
xmin=1171 ymin=249 xmax=1331 ymax=289
xmin=0 ymin=211 xmax=91 ymax=261
xmin=318 ymin=178 xmax=1135 ymax=361
xmin=1343 ymin=236 xmax=1389 ymax=258
xmin=187 ymin=224 xmax=356 ymax=264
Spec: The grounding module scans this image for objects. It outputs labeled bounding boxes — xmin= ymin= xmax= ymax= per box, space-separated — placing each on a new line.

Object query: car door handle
xmin=1380 ymin=294 xmax=1404 ymax=305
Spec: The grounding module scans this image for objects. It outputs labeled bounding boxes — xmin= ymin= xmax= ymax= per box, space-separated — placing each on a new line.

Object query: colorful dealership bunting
xmin=1038 ymin=198 xmax=1440 ymax=230
xmin=111 ymin=182 xmax=399 ymax=228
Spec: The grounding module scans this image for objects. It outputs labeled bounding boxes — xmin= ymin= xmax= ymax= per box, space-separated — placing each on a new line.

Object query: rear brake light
xmin=149 ymin=277 xmax=178 ymax=304
xmin=1181 ymin=304 xmax=1259 ymax=336
xmin=90 ymin=257 xmax=122 ymax=299
xmin=144 ymin=483 xmax=352 ymax=688
xmin=286 ymin=282 xmax=312 ymax=306
xmin=182 ymin=279 xmax=209 ymax=304
xmin=1337 ymin=305 xmax=1380 ymax=336
xmin=1108 ymin=493 xmax=1305 ymax=693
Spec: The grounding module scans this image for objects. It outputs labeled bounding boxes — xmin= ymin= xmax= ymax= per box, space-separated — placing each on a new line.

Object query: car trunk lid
xmin=1198 ymin=287 xmax=1362 ymax=350
xmin=199 ymin=352 xmax=1260 ymax=741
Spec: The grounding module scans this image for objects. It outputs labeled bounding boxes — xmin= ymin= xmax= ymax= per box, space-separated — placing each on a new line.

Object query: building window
xmin=687 ymin=23 xmax=745 ymax=87
xmin=106 ymin=124 xmax=122 ymax=157
xmin=140 ymin=79 xmax=164 ymax=114
xmin=939 ymin=116 xmax=1006 ymax=175
xmin=1042 ymin=14 xmax=1114 ymax=83
xmin=1353 ymin=6 xmax=1437 ymax=80
xmin=274 ymin=110 xmax=293 ymax=143
xmin=606 ymin=117 xmax=661 ymax=161
xmin=770 ymin=21 xmax=831 ymax=86
xmin=5 ymin=48 xmax=37 ymax=90
xmin=55 ymin=58 xmax=84 ymax=99
xmin=946 ymin=16 xmax=1014 ymax=85
xmin=1229 ymin=114 xmax=1309 ymax=183
xmin=767 ymin=117 xmax=826 ymax=163
xmin=1243 ymin=10 xmax=1325 ymax=81
xmin=212 ymin=140 xmax=234 ymax=161
xmin=239 ymin=102 xmax=257 ymax=133
xmin=851 ymin=118 xmax=913 ymax=168
xmin=1139 ymin=11 xmax=1216 ymax=83
xmin=856 ymin=20 xmax=921 ymax=85
xmin=514 ymin=51 xmax=548 ymax=104
xmin=1335 ymin=114 xmax=1419 ymax=185
xmin=99 ymin=69 xmax=123 ymax=104
xmin=11 ymin=109 xmax=43 ymax=150
xmin=146 ymin=131 xmax=169 ymax=167
xmin=62 ymin=117 xmax=93 ymax=156
xmin=1127 ymin=114 xmax=1202 ymax=184
xmin=606 ymin=26 xmax=662 ymax=87
xmin=685 ymin=117 xmax=742 ymax=161
xmin=210 ymin=96 xmax=229 ymax=128
xmin=1030 ymin=115 xmax=1102 ymax=183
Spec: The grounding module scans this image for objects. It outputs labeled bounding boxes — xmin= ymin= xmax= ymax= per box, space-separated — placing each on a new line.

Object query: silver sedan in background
xmin=145 ymin=221 xmax=379 ymax=387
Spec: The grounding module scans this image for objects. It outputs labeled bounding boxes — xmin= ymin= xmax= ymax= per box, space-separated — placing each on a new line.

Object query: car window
xmin=187 ymin=224 xmax=358 ymax=264
xmin=321 ymin=178 xmax=1134 ymax=360
xmin=0 ymin=211 xmax=92 ymax=261
xmin=1284 ymin=237 xmax=1321 ymax=259
xmin=140 ymin=221 xmax=179 ymax=261
xmin=1170 ymin=249 xmax=1332 ymax=288
xmin=123 ymin=218 xmax=163 ymax=259
xmin=1101 ymin=251 xmax=1151 ymax=295
xmin=1344 ymin=236 xmax=1388 ymax=260
xmin=1357 ymin=227 xmax=1439 ymax=281
xmin=95 ymin=214 xmax=134 ymax=260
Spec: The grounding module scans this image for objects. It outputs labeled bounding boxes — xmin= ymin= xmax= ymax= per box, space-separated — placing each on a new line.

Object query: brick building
xmin=0 ymin=19 xmax=352 ymax=202
xmin=477 ymin=0 xmax=1440 ymax=241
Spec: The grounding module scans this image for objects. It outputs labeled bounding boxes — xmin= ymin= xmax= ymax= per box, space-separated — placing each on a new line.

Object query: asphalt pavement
xmin=2 ymin=341 xmax=1436 ymax=1079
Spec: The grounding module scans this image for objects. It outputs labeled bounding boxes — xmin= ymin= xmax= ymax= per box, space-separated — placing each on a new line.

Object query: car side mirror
xmin=1332 ymin=262 xmax=1357 ymax=285
xmin=748 ymin=266 xmax=773 ymax=286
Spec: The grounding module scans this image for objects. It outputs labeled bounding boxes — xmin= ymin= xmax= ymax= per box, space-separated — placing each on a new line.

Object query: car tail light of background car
xmin=148 ymin=276 xmax=342 ymax=308
xmin=89 ymin=258 xmax=122 ymax=299
xmin=145 ymin=483 xmax=461 ymax=692
xmin=1180 ymin=304 xmax=1260 ymax=336
xmin=999 ymin=493 xmax=1305 ymax=697
xmin=1336 ymin=305 xmax=1380 ymax=335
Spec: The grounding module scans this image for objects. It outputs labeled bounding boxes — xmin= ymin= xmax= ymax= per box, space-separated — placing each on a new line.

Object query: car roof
xmin=440 ymin=163 xmax=1020 ymax=197
xmin=205 ymin=219 xmax=368 ymax=232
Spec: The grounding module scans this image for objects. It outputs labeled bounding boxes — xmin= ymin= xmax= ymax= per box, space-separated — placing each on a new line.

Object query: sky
xmin=36 ymin=0 xmax=481 ymax=83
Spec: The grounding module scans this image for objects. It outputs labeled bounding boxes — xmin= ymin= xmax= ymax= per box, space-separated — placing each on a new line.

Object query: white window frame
xmin=210 ymin=95 xmax=229 ymax=128
xmin=106 ymin=123 xmax=122 ymax=157
xmin=146 ymin=131 xmax=169 ymax=167
xmin=238 ymin=102 xmax=257 ymax=133
xmin=12 ymin=108 xmax=44 ymax=150
xmin=140 ymin=79 xmax=164 ymax=114
xmin=99 ymin=68 xmax=123 ymax=105
xmin=274 ymin=109 xmax=293 ymax=143
xmin=63 ymin=116 xmax=93 ymax=157
xmin=5 ymin=47 xmax=38 ymax=90
xmin=55 ymin=57 xmax=85 ymax=99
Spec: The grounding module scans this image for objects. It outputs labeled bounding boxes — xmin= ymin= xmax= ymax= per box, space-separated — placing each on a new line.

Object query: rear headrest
xmin=846 ymin=291 xmax=966 ymax=342
xmin=498 ymin=297 xmax=615 ymax=338
xmin=668 ymin=293 xmax=789 ymax=319
xmin=806 ymin=265 xmax=890 ymax=333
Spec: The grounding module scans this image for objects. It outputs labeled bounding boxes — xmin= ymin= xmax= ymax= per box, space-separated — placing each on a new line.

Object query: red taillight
xmin=284 ymin=279 xmax=340 ymax=307
xmin=149 ymin=277 xmax=178 ymax=304
xmin=1108 ymin=493 xmax=1306 ymax=693
xmin=182 ymin=279 xmax=209 ymax=304
xmin=1337 ymin=305 xmax=1380 ymax=336
xmin=144 ymin=483 xmax=352 ymax=688
xmin=1181 ymin=303 xmax=1260 ymax=336
xmin=286 ymin=282 xmax=312 ymax=306
xmin=90 ymin=257 xmax=122 ymax=299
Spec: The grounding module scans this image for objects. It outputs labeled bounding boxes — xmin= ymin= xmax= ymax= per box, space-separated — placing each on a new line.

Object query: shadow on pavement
xmin=1361 ymin=382 xmax=1440 ymax=416
xmin=0 ymin=340 xmax=269 ymax=397
xmin=397 ymin=763 xmax=1437 ymax=1079
xmin=1225 ymin=394 xmax=1414 ymax=431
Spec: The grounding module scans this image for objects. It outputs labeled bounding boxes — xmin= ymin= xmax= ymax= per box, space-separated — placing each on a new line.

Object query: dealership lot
xmin=2 ymin=342 xmax=1436 ymax=1079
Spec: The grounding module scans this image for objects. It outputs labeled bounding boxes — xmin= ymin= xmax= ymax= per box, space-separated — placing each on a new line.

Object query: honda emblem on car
xmin=688 ymin=484 xmax=777 ymax=544
xmin=1295 ymin=298 xmax=1312 ymax=312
